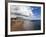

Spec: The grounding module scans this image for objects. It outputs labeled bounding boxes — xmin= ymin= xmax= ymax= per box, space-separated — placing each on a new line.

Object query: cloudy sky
xmin=11 ymin=5 xmax=41 ymax=20
xmin=30 ymin=6 xmax=41 ymax=20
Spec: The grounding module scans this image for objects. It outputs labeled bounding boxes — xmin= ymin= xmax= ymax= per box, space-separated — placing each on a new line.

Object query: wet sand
xmin=11 ymin=18 xmax=40 ymax=31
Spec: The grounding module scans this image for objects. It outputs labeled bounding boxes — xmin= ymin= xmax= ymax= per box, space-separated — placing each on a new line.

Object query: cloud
xmin=11 ymin=5 xmax=40 ymax=20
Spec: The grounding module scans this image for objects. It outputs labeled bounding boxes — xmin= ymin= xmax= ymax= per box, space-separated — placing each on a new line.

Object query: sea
xmin=23 ymin=20 xmax=41 ymax=30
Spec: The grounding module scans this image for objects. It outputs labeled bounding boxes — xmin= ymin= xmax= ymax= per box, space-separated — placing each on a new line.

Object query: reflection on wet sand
xmin=23 ymin=20 xmax=34 ymax=30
